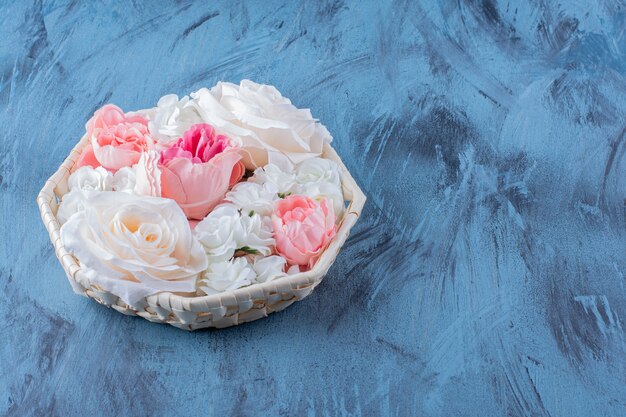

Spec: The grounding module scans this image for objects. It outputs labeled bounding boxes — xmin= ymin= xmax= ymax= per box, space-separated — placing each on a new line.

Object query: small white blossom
xmin=194 ymin=204 xmax=275 ymax=262
xmin=57 ymin=190 xmax=95 ymax=225
xmin=252 ymin=255 xmax=287 ymax=283
xmin=112 ymin=166 xmax=136 ymax=193
xmin=68 ymin=166 xmax=113 ymax=192
xmin=300 ymin=181 xmax=345 ymax=219
xmin=248 ymin=164 xmax=300 ymax=196
xmin=296 ymin=157 xmax=342 ymax=186
xmin=199 ymin=257 xmax=256 ymax=295
xmin=234 ymin=214 xmax=274 ymax=256
xmin=193 ymin=204 xmax=240 ymax=263
xmin=225 ymin=181 xmax=278 ymax=217
xmin=146 ymin=94 xmax=204 ymax=146
xmin=296 ymin=157 xmax=345 ymax=218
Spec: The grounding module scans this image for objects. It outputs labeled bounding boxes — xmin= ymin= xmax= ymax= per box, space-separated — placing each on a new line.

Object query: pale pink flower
xmin=271 ymin=195 xmax=337 ymax=267
xmin=85 ymin=104 xmax=152 ymax=170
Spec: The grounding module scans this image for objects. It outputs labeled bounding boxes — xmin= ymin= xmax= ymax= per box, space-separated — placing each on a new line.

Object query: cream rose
xmin=191 ymin=80 xmax=332 ymax=169
xmin=60 ymin=192 xmax=208 ymax=304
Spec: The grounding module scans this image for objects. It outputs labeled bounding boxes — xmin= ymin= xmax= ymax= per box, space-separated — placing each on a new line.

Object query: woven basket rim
xmin=38 ymin=135 xmax=366 ymax=312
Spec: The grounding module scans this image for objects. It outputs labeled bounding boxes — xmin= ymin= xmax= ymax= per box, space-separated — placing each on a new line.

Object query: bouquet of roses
xmin=57 ymin=80 xmax=346 ymax=306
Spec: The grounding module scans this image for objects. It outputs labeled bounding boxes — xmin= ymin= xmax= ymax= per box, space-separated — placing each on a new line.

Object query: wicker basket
xmin=37 ymin=136 xmax=366 ymax=330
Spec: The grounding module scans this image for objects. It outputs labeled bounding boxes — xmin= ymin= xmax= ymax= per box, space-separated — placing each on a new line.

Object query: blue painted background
xmin=2 ymin=1 xmax=626 ymax=415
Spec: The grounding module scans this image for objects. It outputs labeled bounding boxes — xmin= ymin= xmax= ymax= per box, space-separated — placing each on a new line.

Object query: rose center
xmin=122 ymin=217 xmax=141 ymax=233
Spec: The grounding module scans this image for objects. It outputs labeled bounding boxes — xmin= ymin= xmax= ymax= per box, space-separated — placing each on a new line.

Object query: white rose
xmin=295 ymin=158 xmax=345 ymax=218
xmin=296 ymin=157 xmax=341 ymax=186
xmin=300 ymin=182 xmax=345 ymax=219
xmin=225 ymin=181 xmax=278 ymax=217
xmin=248 ymin=164 xmax=300 ymax=196
xmin=57 ymin=189 xmax=95 ymax=225
xmin=191 ymin=80 xmax=332 ymax=169
xmin=112 ymin=166 xmax=136 ymax=193
xmin=146 ymin=94 xmax=203 ymax=146
xmin=234 ymin=213 xmax=275 ymax=256
xmin=193 ymin=204 xmax=240 ymax=263
xmin=252 ymin=255 xmax=287 ymax=283
xmin=68 ymin=166 xmax=113 ymax=192
xmin=194 ymin=204 xmax=275 ymax=261
xmin=199 ymin=257 xmax=256 ymax=295
xmin=60 ymin=192 xmax=208 ymax=305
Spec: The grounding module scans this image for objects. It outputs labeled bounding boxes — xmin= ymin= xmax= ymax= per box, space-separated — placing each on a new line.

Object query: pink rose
xmin=271 ymin=195 xmax=337 ymax=267
xmin=160 ymin=123 xmax=244 ymax=220
xmin=73 ymin=144 xmax=102 ymax=171
xmin=85 ymin=104 xmax=152 ymax=170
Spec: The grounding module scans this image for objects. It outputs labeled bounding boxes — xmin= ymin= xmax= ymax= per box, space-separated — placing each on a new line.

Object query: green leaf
xmin=236 ymin=246 xmax=260 ymax=255
xmin=248 ymin=210 xmax=255 ymax=217
xmin=277 ymin=192 xmax=292 ymax=199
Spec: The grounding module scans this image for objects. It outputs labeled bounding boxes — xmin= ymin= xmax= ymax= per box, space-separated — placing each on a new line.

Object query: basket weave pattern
xmin=37 ymin=137 xmax=366 ymax=330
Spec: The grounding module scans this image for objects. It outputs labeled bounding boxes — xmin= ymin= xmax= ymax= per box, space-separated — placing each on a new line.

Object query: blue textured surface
xmin=2 ymin=1 xmax=626 ymax=416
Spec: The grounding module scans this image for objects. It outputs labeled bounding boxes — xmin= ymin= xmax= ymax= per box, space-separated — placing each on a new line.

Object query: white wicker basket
xmin=37 ymin=136 xmax=366 ymax=330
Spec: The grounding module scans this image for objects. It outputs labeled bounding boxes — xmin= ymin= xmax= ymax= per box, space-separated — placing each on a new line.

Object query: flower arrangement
xmin=53 ymin=80 xmax=354 ymax=311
